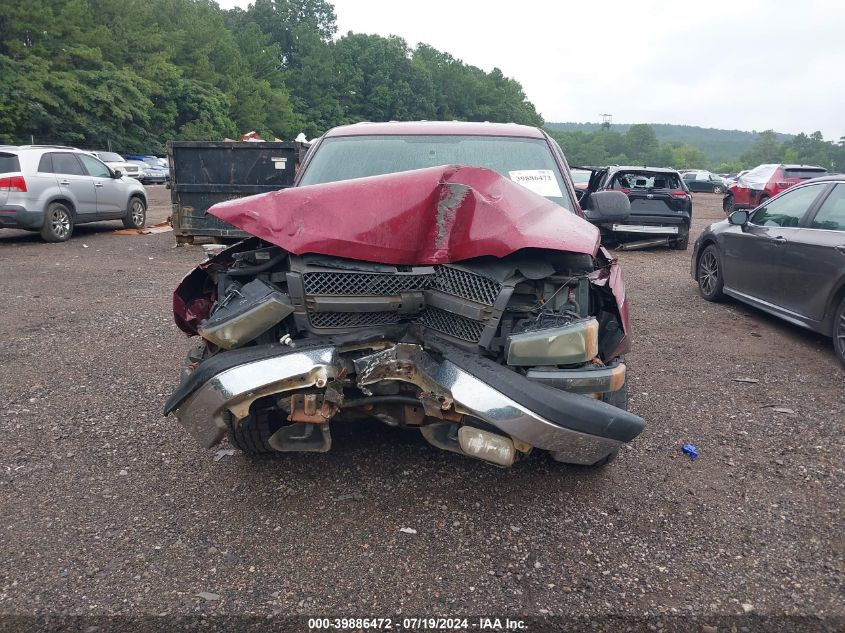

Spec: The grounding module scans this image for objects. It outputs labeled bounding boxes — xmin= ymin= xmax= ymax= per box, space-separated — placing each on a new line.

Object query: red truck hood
xmin=207 ymin=165 xmax=599 ymax=265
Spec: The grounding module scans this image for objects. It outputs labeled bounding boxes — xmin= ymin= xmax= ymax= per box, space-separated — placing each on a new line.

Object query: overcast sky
xmin=217 ymin=0 xmax=844 ymax=140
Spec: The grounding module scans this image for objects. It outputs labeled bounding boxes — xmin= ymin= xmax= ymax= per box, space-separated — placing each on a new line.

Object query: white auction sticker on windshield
xmin=508 ymin=170 xmax=562 ymax=197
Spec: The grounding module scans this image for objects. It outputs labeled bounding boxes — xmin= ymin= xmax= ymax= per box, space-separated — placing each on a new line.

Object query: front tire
xmin=833 ymin=296 xmax=845 ymax=368
xmin=123 ymin=196 xmax=146 ymax=229
xmin=723 ymin=194 xmax=735 ymax=215
xmin=40 ymin=202 xmax=74 ymax=242
xmin=697 ymin=244 xmax=725 ymax=301
xmin=226 ymin=410 xmax=285 ymax=454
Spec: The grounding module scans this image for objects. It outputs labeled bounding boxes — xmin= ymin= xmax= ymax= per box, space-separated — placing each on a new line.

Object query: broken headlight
xmin=505 ymin=317 xmax=599 ymax=366
xmin=198 ymin=279 xmax=293 ymax=349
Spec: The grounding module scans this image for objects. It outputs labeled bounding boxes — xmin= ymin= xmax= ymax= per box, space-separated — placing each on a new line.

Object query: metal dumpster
xmin=168 ymin=141 xmax=305 ymax=244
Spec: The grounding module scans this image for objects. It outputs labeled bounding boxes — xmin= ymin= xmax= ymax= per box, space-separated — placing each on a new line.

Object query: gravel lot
xmin=1 ymin=187 xmax=842 ymax=630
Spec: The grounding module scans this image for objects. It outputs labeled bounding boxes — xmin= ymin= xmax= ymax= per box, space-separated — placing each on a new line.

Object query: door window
xmin=37 ymin=154 xmax=54 ymax=173
xmin=810 ymin=184 xmax=845 ymax=231
xmin=51 ymin=153 xmax=86 ymax=176
xmin=78 ymin=154 xmax=112 ymax=178
xmin=750 ymin=183 xmax=826 ymax=228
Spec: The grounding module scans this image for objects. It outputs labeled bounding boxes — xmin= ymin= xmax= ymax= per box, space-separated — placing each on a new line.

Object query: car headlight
xmin=505 ymin=317 xmax=599 ymax=366
xmin=199 ymin=279 xmax=293 ymax=349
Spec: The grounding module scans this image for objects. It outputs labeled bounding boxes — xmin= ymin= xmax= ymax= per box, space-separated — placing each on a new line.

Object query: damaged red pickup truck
xmin=164 ymin=122 xmax=645 ymax=468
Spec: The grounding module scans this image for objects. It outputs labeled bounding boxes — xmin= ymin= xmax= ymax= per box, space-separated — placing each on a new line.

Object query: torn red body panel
xmin=207 ymin=165 xmax=600 ymax=265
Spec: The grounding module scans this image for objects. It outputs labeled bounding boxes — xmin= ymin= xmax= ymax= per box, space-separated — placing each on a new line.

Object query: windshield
xmin=96 ymin=152 xmax=124 ymax=163
xmin=610 ymin=170 xmax=681 ymax=190
xmin=300 ymin=134 xmax=571 ymax=210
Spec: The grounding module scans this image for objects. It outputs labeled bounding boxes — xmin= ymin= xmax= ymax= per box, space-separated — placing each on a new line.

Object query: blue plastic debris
xmin=682 ymin=443 xmax=699 ymax=460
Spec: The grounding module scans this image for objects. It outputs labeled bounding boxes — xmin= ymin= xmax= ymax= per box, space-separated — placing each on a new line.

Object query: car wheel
xmin=40 ymin=202 xmax=74 ymax=242
xmin=123 ymin=196 xmax=146 ymax=229
xmin=588 ymin=449 xmax=619 ymax=468
xmin=758 ymin=194 xmax=770 ymax=207
xmin=833 ymin=296 xmax=845 ymax=368
xmin=697 ymin=244 xmax=725 ymax=301
xmin=713 ymin=185 xmax=724 ymax=194
xmin=672 ymin=227 xmax=690 ymax=250
xmin=225 ymin=409 xmax=286 ymax=454
xmin=723 ymin=194 xmax=735 ymax=215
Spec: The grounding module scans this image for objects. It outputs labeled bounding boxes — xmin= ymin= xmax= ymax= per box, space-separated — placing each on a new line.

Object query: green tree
xmin=625 ymin=124 xmax=659 ymax=159
xmin=0 ymin=0 xmax=545 ymax=148
xmin=670 ymin=145 xmax=707 ymax=169
xmin=740 ymin=130 xmax=782 ymax=165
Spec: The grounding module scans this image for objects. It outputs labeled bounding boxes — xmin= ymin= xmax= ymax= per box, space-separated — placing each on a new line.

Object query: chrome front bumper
xmin=168 ymin=346 xmax=340 ymax=448
xmin=165 ymin=342 xmax=645 ymax=465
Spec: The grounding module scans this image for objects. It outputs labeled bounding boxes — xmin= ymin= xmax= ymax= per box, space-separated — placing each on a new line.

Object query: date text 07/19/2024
xmin=307 ymin=617 xmax=528 ymax=630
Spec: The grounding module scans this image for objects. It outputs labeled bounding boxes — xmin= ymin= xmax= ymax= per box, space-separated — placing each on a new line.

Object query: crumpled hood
xmin=208 ymin=165 xmax=599 ymax=265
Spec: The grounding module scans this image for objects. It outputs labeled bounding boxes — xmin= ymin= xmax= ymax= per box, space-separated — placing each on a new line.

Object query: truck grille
xmin=302 ymin=265 xmax=502 ymax=343
xmin=433 ymin=266 xmax=499 ymax=305
xmin=417 ymin=307 xmax=486 ymax=342
xmin=308 ymin=311 xmax=400 ymax=329
xmin=303 ymin=272 xmax=432 ymax=296
xmin=303 ymin=266 xmax=500 ymax=305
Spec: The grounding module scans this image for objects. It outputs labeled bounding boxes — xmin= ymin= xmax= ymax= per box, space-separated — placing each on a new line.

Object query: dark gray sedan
xmin=691 ymin=175 xmax=845 ymax=367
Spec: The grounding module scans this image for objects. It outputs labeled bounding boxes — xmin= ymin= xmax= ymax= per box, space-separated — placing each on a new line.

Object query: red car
xmin=723 ymin=163 xmax=827 ymax=214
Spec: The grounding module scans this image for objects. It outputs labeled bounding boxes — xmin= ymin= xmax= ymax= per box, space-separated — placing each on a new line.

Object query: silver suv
xmin=0 ymin=146 xmax=147 ymax=242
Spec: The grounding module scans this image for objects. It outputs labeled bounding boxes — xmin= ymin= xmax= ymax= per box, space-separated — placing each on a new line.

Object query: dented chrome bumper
xmin=164 ymin=341 xmax=645 ymax=465
xmin=166 ymin=346 xmax=339 ymax=448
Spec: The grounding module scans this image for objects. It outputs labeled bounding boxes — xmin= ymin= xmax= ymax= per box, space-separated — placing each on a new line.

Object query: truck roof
xmin=323 ymin=121 xmax=546 ymax=139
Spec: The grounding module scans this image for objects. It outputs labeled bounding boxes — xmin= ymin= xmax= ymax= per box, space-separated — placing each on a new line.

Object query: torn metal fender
xmin=206 ymin=165 xmax=600 ymax=265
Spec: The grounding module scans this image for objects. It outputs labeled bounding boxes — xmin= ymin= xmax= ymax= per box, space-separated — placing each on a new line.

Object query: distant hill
xmin=545 ymin=122 xmax=795 ymax=165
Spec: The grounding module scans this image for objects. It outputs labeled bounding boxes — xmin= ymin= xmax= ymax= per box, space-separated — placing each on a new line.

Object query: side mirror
xmin=583 ymin=190 xmax=631 ymax=222
xmin=112 ymin=169 xmax=123 ymax=179
xmin=728 ymin=209 xmax=749 ymax=226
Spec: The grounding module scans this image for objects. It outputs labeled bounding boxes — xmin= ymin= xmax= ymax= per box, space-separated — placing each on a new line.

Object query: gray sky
xmin=217 ymin=0 xmax=844 ymax=140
